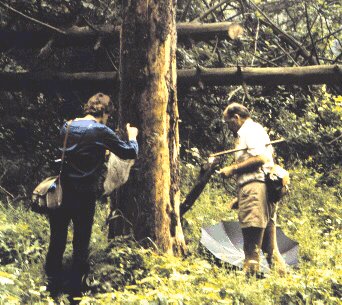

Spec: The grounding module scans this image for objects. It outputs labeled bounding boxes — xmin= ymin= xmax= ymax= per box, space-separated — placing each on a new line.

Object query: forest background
xmin=0 ymin=0 xmax=341 ymax=304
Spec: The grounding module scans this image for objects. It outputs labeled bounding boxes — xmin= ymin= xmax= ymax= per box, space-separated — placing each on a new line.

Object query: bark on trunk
xmin=108 ymin=0 xmax=186 ymax=255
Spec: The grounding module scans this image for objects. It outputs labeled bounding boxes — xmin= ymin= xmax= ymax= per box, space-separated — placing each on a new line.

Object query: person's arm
xmin=218 ymin=155 xmax=267 ymax=178
xmin=219 ymin=123 xmax=270 ymax=178
xmin=101 ymin=124 xmax=138 ymax=160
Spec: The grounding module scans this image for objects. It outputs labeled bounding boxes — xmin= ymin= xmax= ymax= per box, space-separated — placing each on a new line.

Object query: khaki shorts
xmin=238 ymin=181 xmax=277 ymax=229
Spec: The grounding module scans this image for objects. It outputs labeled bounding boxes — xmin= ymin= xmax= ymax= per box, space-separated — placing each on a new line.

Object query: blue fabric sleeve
xmin=101 ymin=126 xmax=138 ymax=160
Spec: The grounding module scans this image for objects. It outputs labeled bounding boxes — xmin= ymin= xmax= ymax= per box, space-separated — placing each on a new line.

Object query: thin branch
xmin=273 ymin=39 xmax=300 ymax=66
xmin=269 ymin=53 xmax=287 ymax=63
xmin=245 ymin=0 xmax=318 ymax=65
xmin=82 ymin=15 xmax=106 ymax=51
xmin=318 ymin=57 xmax=342 ymax=64
xmin=208 ymin=37 xmax=219 ymax=61
xmin=312 ymin=0 xmax=342 ymax=47
xmin=180 ymin=0 xmax=193 ymax=21
xmin=295 ymin=9 xmax=320 ymax=53
xmin=0 ymin=0 xmax=66 ymax=34
xmin=240 ymin=46 xmax=279 ymax=67
xmin=38 ymin=38 xmax=55 ymax=59
xmin=323 ymin=15 xmax=342 ymax=50
xmin=327 ymin=134 xmax=342 ymax=145
xmin=304 ymin=2 xmax=320 ymax=65
xmin=0 ymin=185 xmax=14 ymax=199
xmin=227 ymin=86 xmax=242 ymax=102
xmin=104 ymin=47 xmax=118 ymax=71
xmin=314 ymin=27 xmax=342 ymax=44
xmin=333 ymin=52 xmax=342 ymax=64
xmin=284 ymin=7 xmax=296 ymax=31
xmin=82 ymin=15 xmax=101 ymax=32
xmin=258 ymin=0 xmax=297 ymax=13
xmin=221 ymin=2 xmax=231 ymax=16
xmin=305 ymin=9 xmax=320 ymax=37
xmin=225 ymin=12 xmax=243 ymax=22
xmin=206 ymin=39 xmax=224 ymax=66
xmin=251 ymin=17 xmax=260 ymax=66
xmin=201 ymin=0 xmax=210 ymax=10
xmin=191 ymin=0 xmax=233 ymax=23
xmin=200 ymin=0 xmax=219 ymax=21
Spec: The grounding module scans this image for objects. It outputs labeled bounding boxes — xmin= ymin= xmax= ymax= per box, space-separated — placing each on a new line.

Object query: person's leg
xmin=238 ymin=182 xmax=268 ymax=275
xmin=45 ymin=208 xmax=70 ymax=296
xmin=241 ymin=227 xmax=264 ymax=275
xmin=68 ymin=193 xmax=96 ymax=297
xmin=261 ymin=222 xmax=286 ymax=275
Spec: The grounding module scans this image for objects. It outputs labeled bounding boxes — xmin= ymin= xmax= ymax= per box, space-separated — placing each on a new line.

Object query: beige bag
xmin=31 ymin=121 xmax=71 ymax=214
xmin=31 ymin=176 xmax=63 ymax=213
xmin=103 ymin=153 xmax=135 ymax=195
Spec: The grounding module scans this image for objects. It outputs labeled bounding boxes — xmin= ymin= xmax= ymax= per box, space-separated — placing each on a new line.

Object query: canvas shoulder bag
xmin=31 ymin=121 xmax=72 ymax=213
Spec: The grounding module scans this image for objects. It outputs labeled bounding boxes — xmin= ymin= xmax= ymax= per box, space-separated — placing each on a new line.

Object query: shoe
xmin=68 ymin=293 xmax=82 ymax=305
xmin=243 ymin=259 xmax=260 ymax=276
xmin=46 ymin=275 xmax=62 ymax=298
xmin=272 ymin=256 xmax=287 ymax=277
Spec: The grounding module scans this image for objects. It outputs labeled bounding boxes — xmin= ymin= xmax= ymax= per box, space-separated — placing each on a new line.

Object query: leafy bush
xmin=0 ymin=204 xmax=48 ymax=266
xmin=88 ymin=237 xmax=148 ymax=293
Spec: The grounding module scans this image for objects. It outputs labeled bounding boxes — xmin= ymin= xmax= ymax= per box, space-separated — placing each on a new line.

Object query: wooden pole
xmin=209 ymin=138 xmax=286 ymax=157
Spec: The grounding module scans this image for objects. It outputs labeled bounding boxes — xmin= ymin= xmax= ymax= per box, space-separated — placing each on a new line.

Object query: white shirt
xmin=235 ymin=118 xmax=274 ymax=186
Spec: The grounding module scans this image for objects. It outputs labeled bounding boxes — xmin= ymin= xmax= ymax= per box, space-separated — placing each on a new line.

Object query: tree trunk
xmin=108 ymin=0 xmax=186 ymax=255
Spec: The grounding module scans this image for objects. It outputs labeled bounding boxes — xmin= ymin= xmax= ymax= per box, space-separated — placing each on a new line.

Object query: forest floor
xmin=0 ymin=165 xmax=341 ymax=305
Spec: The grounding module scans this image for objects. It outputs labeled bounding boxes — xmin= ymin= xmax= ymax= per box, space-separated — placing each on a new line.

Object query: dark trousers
xmin=45 ymin=186 xmax=96 ymax=293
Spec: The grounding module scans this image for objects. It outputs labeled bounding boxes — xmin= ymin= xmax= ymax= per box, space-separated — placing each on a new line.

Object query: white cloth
xmin=103 ymin=153 xmax=135 ymax=195
xmin=235 ymin=118 xmax=274 ymax=186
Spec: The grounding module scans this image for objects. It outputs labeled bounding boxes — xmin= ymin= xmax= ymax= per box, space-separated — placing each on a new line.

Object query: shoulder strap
xmin=59 ymin=120 xmax=72 ymax=175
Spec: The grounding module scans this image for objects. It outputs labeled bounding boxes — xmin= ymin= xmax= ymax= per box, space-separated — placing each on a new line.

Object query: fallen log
xmin=0 ymin=65 xmax=340 ymax=91
xmin=0 ymin=22 xmax=236 ymax=50
xmin=178 ymin=64 xmax=342 ymax=87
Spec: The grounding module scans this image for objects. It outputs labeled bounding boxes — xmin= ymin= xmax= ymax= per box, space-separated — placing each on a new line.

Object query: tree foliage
xmin=176 ymin=0 xmax=341 ymax=179
xmin=0 ymin=0 xmax=341 ymax=198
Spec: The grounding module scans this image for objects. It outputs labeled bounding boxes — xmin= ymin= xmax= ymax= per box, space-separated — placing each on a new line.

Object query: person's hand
xmin=218 ymin=165 xmax=237 ymax=178
xmin=228 ymin=197 xmax=239 ymax=210
xmin=105 ymin=149 xmax=110 ymax=161
xmin=126 ymin=123 xmax=138 ymax=140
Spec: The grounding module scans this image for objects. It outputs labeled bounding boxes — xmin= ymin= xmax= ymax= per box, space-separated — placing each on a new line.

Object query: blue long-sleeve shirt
xmin=59 ymin=119 xmax=138 ymax=188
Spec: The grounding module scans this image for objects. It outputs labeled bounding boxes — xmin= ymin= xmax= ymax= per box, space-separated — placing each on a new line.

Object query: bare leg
xmin=261 ymin=222 xmax=286 ymax=276
xmin=241 ymin=227 xmax=264 ymax=275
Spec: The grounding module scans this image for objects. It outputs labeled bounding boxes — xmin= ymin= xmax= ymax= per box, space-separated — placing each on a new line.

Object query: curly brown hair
xmin=83 ymin=93 xmax=113 ymax=117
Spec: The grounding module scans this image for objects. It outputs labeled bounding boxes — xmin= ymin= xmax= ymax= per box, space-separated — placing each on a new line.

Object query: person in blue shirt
xmin=45 ymin=93 xmax=139 ymax=300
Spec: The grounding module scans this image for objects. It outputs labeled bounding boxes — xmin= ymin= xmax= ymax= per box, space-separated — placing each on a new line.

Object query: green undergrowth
xmin=0 ymin=165 xmax=341 ymax=304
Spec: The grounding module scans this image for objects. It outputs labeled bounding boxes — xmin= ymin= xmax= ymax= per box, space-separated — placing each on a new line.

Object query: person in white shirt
xmin=218 ymin=102 xmax=286 ymax=275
